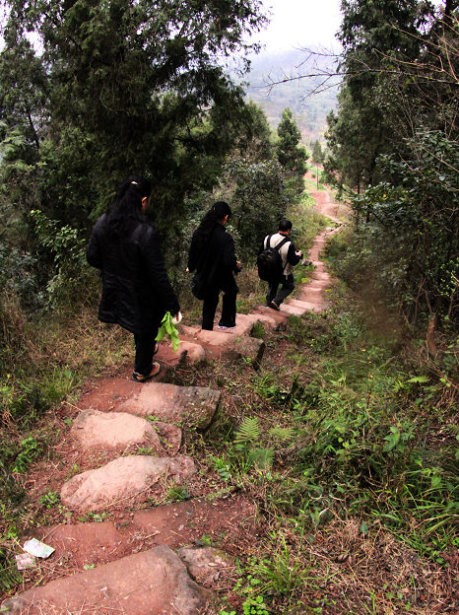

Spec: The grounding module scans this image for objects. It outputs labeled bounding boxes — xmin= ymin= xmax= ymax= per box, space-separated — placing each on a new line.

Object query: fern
xmin=0 ymin=561 xmax=22 ymax=592
xmin=268 ymin=426 xmax=295 ymax=443
xmin=247 ymin=447 xmax=274 ymax=470
xmin=234 ymin=417 xmax=260 ymax=446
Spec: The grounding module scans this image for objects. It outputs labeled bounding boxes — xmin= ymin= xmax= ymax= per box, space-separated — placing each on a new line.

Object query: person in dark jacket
xmin=187 ymin=201 xmax=241 ymax=331
xmin=87 ymin=175 xmax=180 ymax=382
xmin=262 ymin=218 xmax=302 ymax=310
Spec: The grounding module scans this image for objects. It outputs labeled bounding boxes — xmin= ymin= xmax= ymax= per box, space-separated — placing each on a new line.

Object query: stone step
xmin=288 ymin=297 xmax=325 ymax=312
xmin=178 ymin=324 xmax=266 ymax=369
xmin=310 ymin=271 xmax=331 ymax=282
xmin=277 ymin=302 xmax=307 ymax=316
xmin=253 ymin=305 xmax=289 ymax=327
xmin=79 ymin=380 xmax=221 ymax=431
xmin=3 ymin=546 xmax=208 ymax=615
xmin=115 ymin=382 xmax=221 ymax=429
xmin=155 ymin=339 xmax=207 ymax=367
xmin=60 ymin=454 xmax=195 ymax=513
xmin=299 ymin=285 xmax=324 ymax=293
xmin=70 ymin=409 xmax=180 ymax=457
xmin=290 ymin=297 xmax=324 ymax=312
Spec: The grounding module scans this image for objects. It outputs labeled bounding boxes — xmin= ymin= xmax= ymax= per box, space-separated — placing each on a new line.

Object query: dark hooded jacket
xmin=87 ymin=214 xmax=179 ymax=334
xmin=187 ymin=223 xmax=239 ymax=292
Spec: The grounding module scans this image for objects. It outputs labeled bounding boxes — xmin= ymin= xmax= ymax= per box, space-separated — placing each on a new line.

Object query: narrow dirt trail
xmin=2 ymin=184 xmax=346 ymax=615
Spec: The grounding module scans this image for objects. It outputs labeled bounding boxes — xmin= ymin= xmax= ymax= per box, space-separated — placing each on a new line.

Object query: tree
xmin=325 ymin=1 xmax=459 ymax=324
xmin=311 ymin=140 xmax=324 ymax=165
xmin=276 ymin=108 xmax=308 ymax=201
xmin=1 ymin=0 xmax=267 ymax=220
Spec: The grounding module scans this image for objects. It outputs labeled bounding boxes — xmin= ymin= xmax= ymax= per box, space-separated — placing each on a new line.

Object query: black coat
xmin=87 ymin=214 xmax=179 ymax=334
xmin=188 ymin=223 xmax=239 ymax=292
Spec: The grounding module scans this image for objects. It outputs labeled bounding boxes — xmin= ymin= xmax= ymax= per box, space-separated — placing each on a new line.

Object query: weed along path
xmin=2 ymin=186 xmax=343 ymax=614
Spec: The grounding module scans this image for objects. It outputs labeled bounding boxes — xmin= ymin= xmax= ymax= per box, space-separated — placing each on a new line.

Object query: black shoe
xmin=268 ymin=301 xmax=280 ymax=311
xmin=132 ymin=362 xmax=161 ymax=382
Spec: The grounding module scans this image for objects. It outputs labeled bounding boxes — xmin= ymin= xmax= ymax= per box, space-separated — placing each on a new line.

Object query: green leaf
xmin=155 ymin=312 xmax=181 ymax=352
xmin=406 ymin=375 xmax=430 ymax=384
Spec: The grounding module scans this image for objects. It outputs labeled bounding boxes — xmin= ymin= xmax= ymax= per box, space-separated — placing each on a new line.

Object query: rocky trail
xmin=2 ymin=186 xmax=344 ymax=614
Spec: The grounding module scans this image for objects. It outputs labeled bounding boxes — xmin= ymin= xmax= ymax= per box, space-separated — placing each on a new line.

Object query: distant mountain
xmin=240 ymin=49 xmax=340 ymax=144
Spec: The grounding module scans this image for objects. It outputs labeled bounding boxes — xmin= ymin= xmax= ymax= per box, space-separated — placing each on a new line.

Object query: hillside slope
xmin=242 ymin=49 xmax=339 ymax=142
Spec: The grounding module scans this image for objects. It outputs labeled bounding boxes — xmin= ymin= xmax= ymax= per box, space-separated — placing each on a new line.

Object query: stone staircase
xmin=1 ymin=221 xmax=341 ymax=614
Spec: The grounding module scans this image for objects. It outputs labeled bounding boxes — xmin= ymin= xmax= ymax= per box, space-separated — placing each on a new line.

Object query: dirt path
xmin=2 ymin=185 xmax=344 ymax=614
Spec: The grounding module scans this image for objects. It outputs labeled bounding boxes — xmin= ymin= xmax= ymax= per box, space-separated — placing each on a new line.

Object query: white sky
xmin=257 ymin=0 xmax=343 ymax=52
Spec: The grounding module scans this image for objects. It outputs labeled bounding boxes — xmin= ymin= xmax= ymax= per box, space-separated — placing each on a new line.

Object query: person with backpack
xmin=187 ymin=201 xmax=242 ymax=330
xmin=86 ymin=175 xmax=180 ymax=382
xmin=258 ymin=218 xmax=302 ymax=311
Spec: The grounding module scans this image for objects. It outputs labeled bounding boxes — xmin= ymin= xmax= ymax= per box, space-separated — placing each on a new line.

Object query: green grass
xmin=202 ymin=290 xmax=457 ymax=612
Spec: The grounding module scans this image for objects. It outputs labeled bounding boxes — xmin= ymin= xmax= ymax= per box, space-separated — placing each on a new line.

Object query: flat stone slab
xmin=71 ymin=409 xmax=168 ymax=455
xmin=288 ymin=298 xmax=325 ymax=313
xmin=254 ymin=305 xmax=289 ymax=327
xmin=278 ymin=302 xmax=307 ymax=316
xmin=3 ymin=546 xmax=206 ymax=615
xmin=311 ymin=271 xmax=331 ymax=282
xmin=179 ymin=326 xmax=266 ymax=368
xmin=61 ymin=455 xmax=195 ymax=512
xmin=291 ymin=298 xmax=324 ymax=312
xmin=156 ymin=340 xmax=207 ymax=367
xmin=116 ymin=382 xmax=221 ymax=429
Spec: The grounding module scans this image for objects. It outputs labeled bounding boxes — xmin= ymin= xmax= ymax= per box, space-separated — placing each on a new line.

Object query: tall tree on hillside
xmin=326 ymin=1 xmax=459 ymax=324
xmin=311 ymin=140 xmax=324 ymax=165
xmin=326 ymin=0 xmax=435 ymax=192
xmin=1 ymin=0 xmax=267 ymax=229
xmin=276 ymin=108 xmax=307 ymax=201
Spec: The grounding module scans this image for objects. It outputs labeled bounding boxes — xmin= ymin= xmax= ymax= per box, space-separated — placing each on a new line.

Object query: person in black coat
xmin=87 ymin=175 xmax=180 ymax=381
xmin=187 ymin=201 xmax=241 ymax=330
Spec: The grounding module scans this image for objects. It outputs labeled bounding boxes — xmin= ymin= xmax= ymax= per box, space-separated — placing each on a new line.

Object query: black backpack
xmin=257 ymin=235 xmax=290 ymax=281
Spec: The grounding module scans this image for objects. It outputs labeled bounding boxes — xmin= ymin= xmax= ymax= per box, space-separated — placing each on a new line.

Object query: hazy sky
xmin=257 ymin=0 xmax=343 ymax=52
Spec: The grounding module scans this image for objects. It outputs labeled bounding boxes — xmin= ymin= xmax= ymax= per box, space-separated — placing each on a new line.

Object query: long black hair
xmin=106 ymin=175 xmax=152 ymax=234
xmin=194 ymin=201 xmax=232 ymax=244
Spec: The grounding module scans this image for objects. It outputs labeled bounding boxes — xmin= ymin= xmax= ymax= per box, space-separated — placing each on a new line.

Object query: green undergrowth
xmin=204 ymin=293 xmax=457 ymax=613
xmin=0 ymin=307 xmax=134 ymax=586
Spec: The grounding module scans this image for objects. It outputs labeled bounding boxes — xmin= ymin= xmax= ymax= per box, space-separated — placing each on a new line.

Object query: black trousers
xmin=267 ymin=274 xmax=295 ymax=307
xmin=202 ymin=283 xmax=238 ymax=330
xmin=133 ymin=328 xmax=158 ymax=376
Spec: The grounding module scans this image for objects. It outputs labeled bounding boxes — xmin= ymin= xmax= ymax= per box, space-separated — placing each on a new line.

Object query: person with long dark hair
xmin=187 ymin=201 xmax=241 ymax=330
xmin=87 ymin=175 xmax=180 ymax=381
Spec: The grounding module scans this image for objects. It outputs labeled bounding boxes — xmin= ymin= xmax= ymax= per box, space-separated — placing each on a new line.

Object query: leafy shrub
xmin=345 ymin=132 xmax=459 ymax=326
xmin=30 ymin=210 xmax=94 ymax=310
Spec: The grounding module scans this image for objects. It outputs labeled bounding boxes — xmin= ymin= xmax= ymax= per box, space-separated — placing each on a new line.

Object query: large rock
xmin=180 ymin=328 xmax=266 ymax=368
xmin=60 ymin=455 xmax=195 ymax=513
xmin=3 ymin=546 xmax=207 ymax=615
xmin=70 ymin=409 xmax=168 ymax=455
xmin=116 ymin=382 xmax=221 ymax=429
xmin=222 ymin=336 xmax=266 ymax=370
xmin=156 ymin=340 xmax=207 ymax=368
